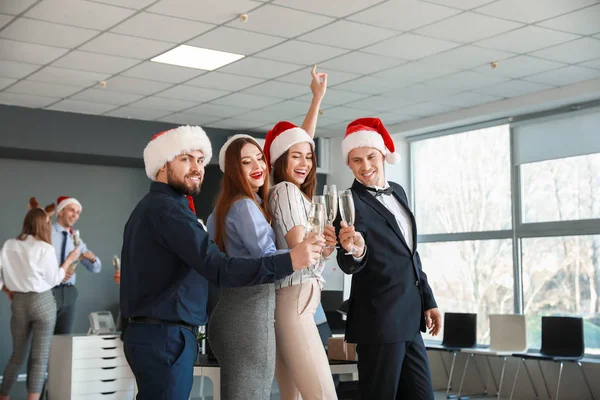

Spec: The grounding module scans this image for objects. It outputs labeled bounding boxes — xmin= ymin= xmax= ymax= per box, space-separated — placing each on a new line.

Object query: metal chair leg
xmin=509 ymin=358 xmax=521 ymax=400
xmin=456 ymin=353 xmax=471 ymax=398
xmin=446 ymin=351 xmax=457 ymax=398
xmin=577 ymin=361 xmax=596 ymax=400
xmin=497 ymin=356 xmax=507 ymax=400
xmin=472 ymin=355 xmax=488 ymax=395
xmin=538 ymin=360 xmax=552 ymax=399
xmin=440 ymin=351 xmax=450 ymax=381
xmin=555 ymin=361 xmax=564 ymax=400
xmin=523 ymin=359 xmax=540 ymax=399
xmin=485 ymin=355 xmax=499 ymax=395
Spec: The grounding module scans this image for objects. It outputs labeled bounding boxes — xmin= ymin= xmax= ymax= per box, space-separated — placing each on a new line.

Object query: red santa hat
xmin=56 ymin=196 xmax=82 ymax=214
xmin=143 ymin=125 xmax=212 ymax=181
xmin=342 ymin=117 xmax=401 ymax=165
xmin=263 ymin=121 xmax=314 ymax=168
xmin=219 ymin=134 xmax=261 ymax=173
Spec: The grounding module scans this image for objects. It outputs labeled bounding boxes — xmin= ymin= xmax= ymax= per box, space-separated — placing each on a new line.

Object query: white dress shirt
xmin=370 ymin=182 xmax=413 ymax=252
xmin=0 ymin=235 xmax=66 ymax=293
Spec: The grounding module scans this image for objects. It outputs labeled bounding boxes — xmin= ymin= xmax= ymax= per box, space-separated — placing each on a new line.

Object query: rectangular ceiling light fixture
xmin=151 ymin=45 xmax=244 ymax=70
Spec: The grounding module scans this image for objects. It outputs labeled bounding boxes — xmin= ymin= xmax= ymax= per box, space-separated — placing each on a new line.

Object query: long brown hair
xmin=272 ymin=148 xmax=317 ymax=200
xmin=18 ymin=208 xmax=52 ymax=244
xmin=213 ymin=138 xmax=271 ymax=252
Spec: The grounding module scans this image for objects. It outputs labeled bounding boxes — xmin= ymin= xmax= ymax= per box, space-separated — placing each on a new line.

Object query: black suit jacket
xmin=336 ymin=180 xmax=437 ymax=344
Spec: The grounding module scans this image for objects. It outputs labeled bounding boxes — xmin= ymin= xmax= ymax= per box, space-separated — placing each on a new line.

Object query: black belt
xmin=128 ymin=317 xmax=197 ymax=334
xmin=54 ymin=283 xmax=74 ymax=288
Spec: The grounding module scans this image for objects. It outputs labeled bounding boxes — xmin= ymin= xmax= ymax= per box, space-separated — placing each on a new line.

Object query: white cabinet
xmin=48 ymin=334 xmax=135 ymax=400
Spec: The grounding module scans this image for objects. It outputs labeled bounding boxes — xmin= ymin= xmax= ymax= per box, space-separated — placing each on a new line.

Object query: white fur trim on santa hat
xmin=269 ymin=127 xmax=314 ymax=166
xmin=57 ymin=198 xmax=82 ymax=214
xmin=143 ymin=125 xmax=213 ymax=181
xmin=219 ymin=134 xmax=259 ymax=173
xmin=342 ymin=129 xmax=401 ymax=165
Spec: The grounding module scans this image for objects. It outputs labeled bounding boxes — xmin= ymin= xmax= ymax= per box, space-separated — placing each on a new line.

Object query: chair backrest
xmin=540 ymin=316 xmax=585 ymax=358
xmin=441 ymin=312 xmax=477 ymax=348
xmin=489 ymin=314 xmax=527 ymax=352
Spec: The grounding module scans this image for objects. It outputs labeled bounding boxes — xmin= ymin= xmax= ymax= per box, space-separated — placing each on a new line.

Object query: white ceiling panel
xmin=121 ymin=61 xmax=205 ymax=83
xmin=0 ymin=13 xmax=13 ymax=28
xmin=348 ymin=0 xmax=460 ymax=31
xmin=27 ymin=66 xmax=110 ymax=87
xmin=242 ymin=81 xmax=307 ymax=99
xmin=226 ymin=4 xmax=334 ymax=38
xmin=0 ymin=77 xmax=16 ymax=90
xmin=211 ymin=93 xmax=280 ymax=109
xmin=474 ymin=0 xmax=597 ymax=24
xmin=261 ymin=100 xmax=312 ymax=115
xmin=294 ymin=89 xmax=370 ymax=107
xmin=333 ymin=76 xmax=406 ymax=94
xmin=101 ymin=76 xmax=173 ymax=95
xmin=187 ymin=27 xmax=285 ymax=55
xmin=25 ymin=0 xmax=135 ymax=30
xmin=277 ymin=68 xmax=360 ymax=87
xmin=51 ymin=51 xmax=140 ymax=75
xmin=218 ymin=57 xmax=303 ymax=79
xmin=319 ymin=106 xmax=363 ymax=121
xmin=0 ymin=0 xmax=37 ymax=15
xmin=524 ymin=65 xmax=600 ymax=86
xmin=70 ymin=88 xmax=144 ymax=105
xmin=129 ymin=96 xmax=199 ymax=112
xmin=80 ymin=33 xmax=174 ymax=59
xmin=255 ymin=41 xmax=348 ymax=65
xmin=47 ymin=99 xmax=117 ymax=114
xmin=475 ymin=26 xmax=580 ymax=54
xmin=0 ymin=92 xmax=59 ymax=108
xmin=298 ymin=20 xmax=398 ymax=50
xmin=185 ymin=103 xmax=250 ymax=118
xmin=398 ymin=102 xmax=458 ymax=117
xmin=419 ymin=45 xmax=514 ymax=70
xmin=0 ymin=39 xmax=68 ymax=64
xmin=472 ymin=55 xmax=566 ymax=78
xmin=319 ymin=52 xmax=406 ymax=75
xmin=111 ymin=12 xmax=214 ymax=43
xmin=474 ymin=80 xmax=555 ymax=97
xmin=234 ymin=109 xmax=299 ymax=124
xmin=382 ymin=84 xmax=462 ymax=103
xmin=423 ymin=0 xmax=496 ymax=10
xmin=6 ymin=80 xmax=82 ymax=97
xmin=0 ymin=18 xmax=99 ymax=48
xmin=362 ymin=33 xmax=460 ymax=60
xmin=374 ymin=112 xmax=415 ymax=125
xmin=425 ymin=70 xmax=509 ymax=91
xmin=437 ymin=92 xmax=503 ymax=107
xmin=273 ymin=0 xmax=386 ymax=17
xmin=537 ymin=4 xmax=600 ymax=36
xmin=157 ymin=113 xmax=222 ymax=125
xmin=0 ymin=59 xmax=40 ymax=79
xmin=92 ymin=0 xmax=157 ymax=9
xmin=344 ymin=96 xmax=415 ymax=112
xmin=374 ymin=61 xmax=460 ymax=85
xmin=530 ymin=37 xmax=600 ymax=64
xmin=207 ymin=118 xmax=264 ymax=130
xmin=104 ymin=106 xmax=173 ymax=121
xmin=415 ymin=12 xmax=523 ymax=44
xmin=186 ymin=72 xmax=264 ymax=91
xmin=579 ymin=58 xmax=600 ymax=70
xmin=149 ymin=0 xmax=261 ymax=24
xmin=158 ymin=85 xmax=230 ymax=102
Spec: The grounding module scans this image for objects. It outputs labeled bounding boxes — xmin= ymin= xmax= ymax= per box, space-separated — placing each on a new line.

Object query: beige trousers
xmin=274 ymin=280 xmax=338 ymax=400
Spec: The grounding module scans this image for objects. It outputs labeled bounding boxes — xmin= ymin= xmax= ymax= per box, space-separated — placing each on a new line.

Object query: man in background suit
xmin=336 ymin=117 xmax=442 ymax=399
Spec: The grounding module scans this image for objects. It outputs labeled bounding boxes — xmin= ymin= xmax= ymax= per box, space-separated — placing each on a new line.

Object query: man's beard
xmin=166 ymin=166 xmax=202 ymax=196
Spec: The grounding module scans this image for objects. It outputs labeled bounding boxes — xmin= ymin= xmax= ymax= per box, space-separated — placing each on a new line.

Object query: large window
xmin=412 ymin=108 xmax=600 ymax=354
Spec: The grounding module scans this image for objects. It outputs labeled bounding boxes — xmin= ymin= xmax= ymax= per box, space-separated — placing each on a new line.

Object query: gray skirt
xmin=207 ymin=283 xmax=276 ymax=400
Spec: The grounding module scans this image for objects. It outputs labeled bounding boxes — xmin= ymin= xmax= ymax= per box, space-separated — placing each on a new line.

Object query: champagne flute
xmin=70 ymin=230 xmax=81 ymax=273
xmin=338 ymin=190 xmax=356 ymax=256
xmin=323 ymin=185 xmax=338 ymax=249
xmin=112 ymin=255 xmax=121 ymax=271
xmin=312 ymin=195 xmax=325 ymax=206
xmin=304 ymin=202 xmax=325 ymax=279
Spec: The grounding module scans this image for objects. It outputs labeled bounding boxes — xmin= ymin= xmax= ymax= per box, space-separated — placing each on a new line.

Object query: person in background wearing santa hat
xmin=336 ymin=118 xmax=442 ymax=400
xmin=120 ymin=125 xmax=324 ymax=400
xmin=51 ymin=195 xmax=102 ymax=334
xmin=263 ymin=67 xmax=339 ymax=400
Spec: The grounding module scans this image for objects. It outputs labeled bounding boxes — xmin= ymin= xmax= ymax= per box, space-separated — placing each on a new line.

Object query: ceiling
xmin=1 ymin=0 xmax=600 ymax=137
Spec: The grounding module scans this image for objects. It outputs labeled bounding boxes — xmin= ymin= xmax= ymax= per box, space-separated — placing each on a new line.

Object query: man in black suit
xmin=336 ymin=117 xmax=442 ymax=399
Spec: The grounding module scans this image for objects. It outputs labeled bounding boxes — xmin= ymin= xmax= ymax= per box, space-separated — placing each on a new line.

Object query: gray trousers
xmin=0 ymin=290 xmax=57 ymax=395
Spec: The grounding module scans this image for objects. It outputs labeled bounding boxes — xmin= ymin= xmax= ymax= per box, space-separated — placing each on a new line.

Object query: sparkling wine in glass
xmin=304 ymin=202 xmax=325 ymax=278
xmin=339 ymin=190 xmax=356 ymax=255
xmin=323 ymin=185 xmax=338 ymax=249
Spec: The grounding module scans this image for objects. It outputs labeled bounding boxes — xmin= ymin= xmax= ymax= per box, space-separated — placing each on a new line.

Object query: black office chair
xmin=425 ymin=312 xmax=483 ymax=399
xmin=510 ymin=316 xmax=595 ymax=400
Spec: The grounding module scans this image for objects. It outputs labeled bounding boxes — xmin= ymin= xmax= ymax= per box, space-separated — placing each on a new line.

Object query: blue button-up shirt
xmin=120 ymin=182 xmax=294 ymax=326
xmin=51 ymin=223 xmax=102 ymax=285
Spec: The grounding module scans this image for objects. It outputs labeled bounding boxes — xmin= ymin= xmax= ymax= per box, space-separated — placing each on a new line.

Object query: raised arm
xmin=301 ymin=65 xmax=327 ymax=139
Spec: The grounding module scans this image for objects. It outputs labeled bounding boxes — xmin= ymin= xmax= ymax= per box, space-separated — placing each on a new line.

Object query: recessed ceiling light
xmin=151 ymin=45 xmax=245 ymax=71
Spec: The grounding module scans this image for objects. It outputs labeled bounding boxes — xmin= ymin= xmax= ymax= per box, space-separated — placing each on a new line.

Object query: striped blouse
xmin=269 ymin=181 xmax=325 ymax=289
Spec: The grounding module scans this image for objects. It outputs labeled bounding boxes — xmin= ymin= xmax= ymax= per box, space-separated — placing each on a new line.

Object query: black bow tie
xmin=366 ymin=186 xmax=394 ymax=197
